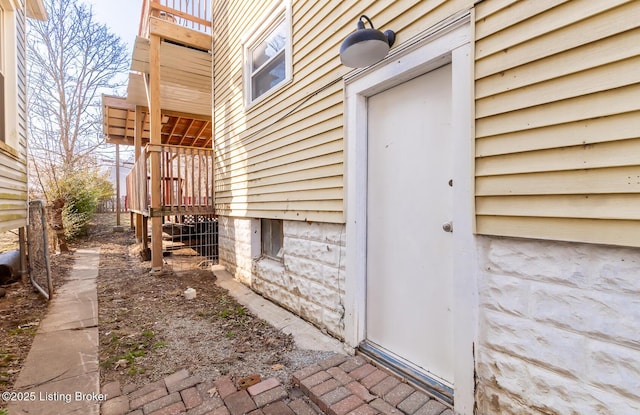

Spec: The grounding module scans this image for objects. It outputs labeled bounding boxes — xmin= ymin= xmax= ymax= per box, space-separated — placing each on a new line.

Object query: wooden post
xmin=135 ymin=105 xmax=144 ymax=242
xmin=149 ymin=33 xmax=163 ymax=272
xmin=114 ymin=144 xmax=122 ymax=229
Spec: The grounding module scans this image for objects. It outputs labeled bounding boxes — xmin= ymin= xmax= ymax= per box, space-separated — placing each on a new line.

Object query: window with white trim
xmin=243 ymin=1 xmax=291 ymax=106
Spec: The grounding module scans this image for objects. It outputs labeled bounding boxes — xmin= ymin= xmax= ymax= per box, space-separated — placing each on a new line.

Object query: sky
xmin=78 ymin=0 xmax=143 ymax=169
xmin=81 ymin=0 xmax=142 ymax=51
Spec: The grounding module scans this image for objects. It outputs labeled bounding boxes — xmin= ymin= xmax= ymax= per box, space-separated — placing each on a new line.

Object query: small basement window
xmin=243 ymin=1 xmax=291 ymax=106
xmin=261 ymin=218 xmax=283 ymax=259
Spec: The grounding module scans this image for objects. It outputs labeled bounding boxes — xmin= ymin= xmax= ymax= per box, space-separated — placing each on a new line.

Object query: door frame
xmin=343 ymin=12 xmax=477 ymax=414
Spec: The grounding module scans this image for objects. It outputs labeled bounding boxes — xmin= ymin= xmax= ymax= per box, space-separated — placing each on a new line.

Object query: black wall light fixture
xmin=339 ymin=15 xmax=396 ymax=68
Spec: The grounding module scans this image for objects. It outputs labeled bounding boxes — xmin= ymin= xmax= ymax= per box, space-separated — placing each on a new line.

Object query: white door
xmin=366 ymin=64 xmax=454 ymax=385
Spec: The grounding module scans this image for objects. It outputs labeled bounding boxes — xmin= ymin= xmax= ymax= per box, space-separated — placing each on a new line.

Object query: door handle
xmin=442 ymin=221 xmax=453 ymax=233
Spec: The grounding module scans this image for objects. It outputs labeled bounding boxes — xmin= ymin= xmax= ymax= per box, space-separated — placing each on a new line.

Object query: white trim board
xmin=342 ymin=15 xmax=478 ymax=415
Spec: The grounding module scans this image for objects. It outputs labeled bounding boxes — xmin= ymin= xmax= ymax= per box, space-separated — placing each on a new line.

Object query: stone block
xmin=310 ymin=379 xmax=342 ymax=398
xmin=318 ymin=387 xmax=352 ymax=413
xmin=101 ymin=396 xmax=129 ymax=415
xmin=224 ymin=390 xmax=257 ymax=415
xmin=262 ymin=401 xmax=296 ymax=415
xmin=146 ymin=401 xmax=186 ymax=415
xmin=319 ymin=354 xmax=349 ymax=370
xmin=181 ymin=387 xmax=203 ymax=410
xmin=102 ymin=381 xmax=122 ymax=399
xmin=142 ymin=392 xmax=182 ymax=414
xmin=253 ymin=386 xmax=288 ymax=408
xmin=167 ymin=375 xmax=202 ymax=394
xmin=328 ymin=395 xmax=365 ymax=415
xmin=339 ymin=356 xmax=367 ymax=373
xmin=128 ymin=380 xmax=166 ymax=400
xmin=360 ymin=370 xmax=388 ymax=390
xmin=130 ymin=388 xmax=168 ymax=410
xmin=186 ymin=397 xmax=225 ymax=415
xmin=414 ymin=400 xmax=447 ymax=415
xmin=349 ymin=364 xmax=377 ymax=381
xmin=288 ymin=398 xmax=321 ymax=415
xmin=300 ymin=371 xmax=332 ymax=394
xmin=327 ymin=367 xmax=354 ymax=386
xmin=345 ymin=382 xmax=376 ymax=403
xmin=397 ymin=391 xmax=431 ymax=414
xmin=164 ymin=369 xmax=190 ymax=389
xmin=293 ymin=364 xmax=323 ymax=384
xmin=369 ymin=398 xmax=400 ymax=414
xmin=248 ymin=378 xmax=281 ymax=396
xmin=383 ymin=383 xmax=415 ymax=406
xmin=345 ymin=404 xmax=379 ymax=415
xmin=214 ymin=376 xmax=237 ymax=399
xmin=370 ymin=376 xmax=400 ymax=397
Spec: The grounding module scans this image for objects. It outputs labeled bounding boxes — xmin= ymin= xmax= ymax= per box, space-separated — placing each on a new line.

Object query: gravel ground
xmin=94 ymin=213 xmax=336 ymax=389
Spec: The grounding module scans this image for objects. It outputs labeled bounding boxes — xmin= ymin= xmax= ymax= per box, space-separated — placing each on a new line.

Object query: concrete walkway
xmin=9 ymin=247 xmax=102 ymax=415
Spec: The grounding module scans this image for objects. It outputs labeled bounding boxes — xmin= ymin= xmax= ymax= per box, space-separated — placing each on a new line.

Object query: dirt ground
xmin=0 ymin=212 xmax=335 ymax=403
xmin=91 ymin=213 xmax=335 ymax=389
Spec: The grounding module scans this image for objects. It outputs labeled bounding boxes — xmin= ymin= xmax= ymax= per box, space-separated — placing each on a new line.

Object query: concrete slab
xmin=8 ymin=247 xmax=101 ymax=415
xmin=212 ymin=266 xmax=347 ymax=355
xmin=14 ymin=328 xmax=99 ymax=386
xmin=9 ymin=370 xmax=101 ymax=415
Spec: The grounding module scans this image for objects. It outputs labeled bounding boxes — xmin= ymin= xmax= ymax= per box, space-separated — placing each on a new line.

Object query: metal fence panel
xmin=27 ymin=200 xmax=53 ymax=300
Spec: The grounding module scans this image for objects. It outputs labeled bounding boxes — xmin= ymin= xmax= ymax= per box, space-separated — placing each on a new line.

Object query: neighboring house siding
xmin=474 ymin=0 xmax=640 ymax=247
xmin=0 ymin=0 xmax=28 ymax=233
xmin=212 ymin=0 xmax=471 ymax=223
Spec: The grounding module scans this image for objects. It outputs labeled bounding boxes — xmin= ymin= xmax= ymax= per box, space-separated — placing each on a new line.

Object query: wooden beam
xmin=149 ymin=33 xmax=164 ymax=271
xmin=178 ymin=118 xmax=197 ymax=146
xmin=149 ymin=3 xmax=211 ymax=28
xmin=135 ymin=106 xmax=144 ymax=243
xmin=168 ymin=116 xmax=182 ymax=144
xmin=149 ymin=16 xmax=212 ymax=51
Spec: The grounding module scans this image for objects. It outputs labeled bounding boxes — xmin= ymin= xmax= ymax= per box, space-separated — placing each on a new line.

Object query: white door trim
xmin=343 ymin=14 xmax=478 ymax=415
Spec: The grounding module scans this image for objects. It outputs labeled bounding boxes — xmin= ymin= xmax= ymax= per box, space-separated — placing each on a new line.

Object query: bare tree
xmin=27 ymin=0 xmax=128 ymax=249
xmin=28 ymin=0 xmax=128 ymax=187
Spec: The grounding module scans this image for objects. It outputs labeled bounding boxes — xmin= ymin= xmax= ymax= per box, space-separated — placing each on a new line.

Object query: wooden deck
xmin=127 ymin=144 xmax=214 ymax=217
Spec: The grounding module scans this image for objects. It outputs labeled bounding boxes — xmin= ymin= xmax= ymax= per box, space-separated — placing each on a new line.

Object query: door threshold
xmin=358 ymin=341 xmax=454 ymax=407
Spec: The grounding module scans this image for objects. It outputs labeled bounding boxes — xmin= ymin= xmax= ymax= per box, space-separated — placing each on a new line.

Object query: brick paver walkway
xmin=100 ymin=355 xmax=454 ymax=415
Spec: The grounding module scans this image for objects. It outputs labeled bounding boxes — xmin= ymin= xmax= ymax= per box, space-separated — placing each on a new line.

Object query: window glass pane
xmin=271 ymin=220 xmax=282 ymax=257
xmin=251 ymin=19 xmax=286 ymax=71
xmin=261 ymin=219 xmax=283 ymax=258
xmin=251 ymin=51 xmax=286 ymax=100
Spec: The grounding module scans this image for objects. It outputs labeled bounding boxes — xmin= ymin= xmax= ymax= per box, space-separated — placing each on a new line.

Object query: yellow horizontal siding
xmin=476 ymin=112 xmax=640 ymax=157
xmin=475 ymin=0 xmax=640 ymax=247
xmin=213 ymin=0 xmax=472 ymax=222
xmin=476 ymin=217 xmax=640 ymax=248
xmin=475 ymin=1 xmax=640 ymax=78
xmin=476 ymin=28 xmax=640 ymax=99
xmin=476 ymin=139 xmax=640 ymax=176
xmin=476 ymin=0 xmax=628 ymax=60
xmin=476 ymin=57 xmax=640 ymax=118
xmin=476 ymin=195 xmax=640 ymax=221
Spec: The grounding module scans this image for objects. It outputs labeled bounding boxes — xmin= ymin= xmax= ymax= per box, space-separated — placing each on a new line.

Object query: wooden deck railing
xmin=139 ymin=0 xmax=211 ymax=37
xmin=126 ymin=144 xmax=215 ymax=217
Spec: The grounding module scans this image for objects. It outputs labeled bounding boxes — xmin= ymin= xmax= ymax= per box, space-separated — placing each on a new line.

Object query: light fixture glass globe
xmin=340 ymin=35 xmax=390 ymax=68
xmin=339 ymin=18 xmax=395 ymax=68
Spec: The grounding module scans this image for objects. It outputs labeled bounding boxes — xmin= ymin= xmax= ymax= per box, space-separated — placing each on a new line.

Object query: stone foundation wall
xmin=476 ymin=236 xmax=640 ymax=414
xmin=218 ymin=217 xmax=346 ymax=339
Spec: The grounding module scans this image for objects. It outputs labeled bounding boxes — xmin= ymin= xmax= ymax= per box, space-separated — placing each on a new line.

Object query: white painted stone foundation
xmin=218 ymin=217 xmax=346 ymax=339
xmin=476 ymin=236 xmax=640 ymax=414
